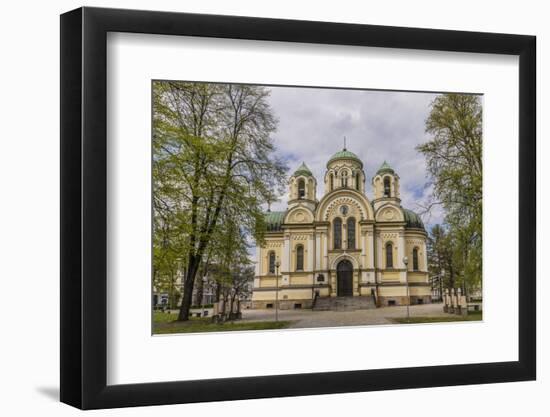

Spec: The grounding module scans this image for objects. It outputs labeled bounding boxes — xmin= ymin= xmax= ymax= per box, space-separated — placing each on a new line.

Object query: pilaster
xmin=315 ymin=232 xmax=321 ymax=270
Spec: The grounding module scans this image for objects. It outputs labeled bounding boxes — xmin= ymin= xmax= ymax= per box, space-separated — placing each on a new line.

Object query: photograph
xmin=151 ymin=81 xmax=483 ymax=334
xmin=0 ymin=0 xmax=542 ymax=414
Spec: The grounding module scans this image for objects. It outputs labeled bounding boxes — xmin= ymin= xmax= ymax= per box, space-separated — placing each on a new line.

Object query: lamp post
xmin=275 ymin=258 xmax=281 ymax=322
xmin=403 ymin=256 xmax=410 ymax=322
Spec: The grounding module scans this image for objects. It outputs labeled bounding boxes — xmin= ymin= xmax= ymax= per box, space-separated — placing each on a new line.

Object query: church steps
xmin=313 ymin=296 xmax=376 ymax=311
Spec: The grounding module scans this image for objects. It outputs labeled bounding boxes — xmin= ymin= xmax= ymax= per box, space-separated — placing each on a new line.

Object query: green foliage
xmin=391 ymin=311 xmax=482 ymax=324
xmin=153 ymin=317 xmax=292 ymax=334
xmin=190 ymin=304 xmax=214 ymax=309
xmin=152 ymin=81 xmax=287 ymax=320
xmin=153 ymin=311 xmax=178 ymax=323
xmin=419 ymin=94 xmax=483 ymax=293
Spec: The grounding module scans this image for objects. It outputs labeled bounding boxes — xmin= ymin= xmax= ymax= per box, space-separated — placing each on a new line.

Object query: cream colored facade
xmin=252 ymin=148 xmax=431 ymax=309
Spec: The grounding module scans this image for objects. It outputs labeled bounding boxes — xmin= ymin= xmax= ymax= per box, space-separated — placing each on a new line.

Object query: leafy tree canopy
xmin=152 ymin=81 xmax=287 ymax=320
xmin=418 ymin=94 xmax=482 ymax=293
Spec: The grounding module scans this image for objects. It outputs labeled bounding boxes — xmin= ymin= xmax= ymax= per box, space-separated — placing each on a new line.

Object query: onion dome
xmin=264 ymin=211 xmax=285 ymax=232
xmin=292 ymin=162 xmax=313 ymax=177
xmin=403 ymin=208 xmax=425 ymax=230
xmin=327 ymin=148 xmax=363 ymax=168
xmin=376 ymin=160 xmax=395 ymax=176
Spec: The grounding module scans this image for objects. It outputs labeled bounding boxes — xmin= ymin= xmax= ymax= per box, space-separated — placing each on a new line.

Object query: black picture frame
xmin=60 ymin=6 xmax=536 ymax=410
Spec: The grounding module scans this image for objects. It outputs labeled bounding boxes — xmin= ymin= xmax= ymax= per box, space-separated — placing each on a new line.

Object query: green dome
xmin=264 ymin=211 xmax=285 ymax=232
xmin=376 ymin=160 xmax=395 ymax=176
xmin=327 ymin=148 xmax=363 ymax=167
xmin=292 ymin=162 xmax=313 ymax=177
xmin=403 ymin=208 xmax=425 ymax=230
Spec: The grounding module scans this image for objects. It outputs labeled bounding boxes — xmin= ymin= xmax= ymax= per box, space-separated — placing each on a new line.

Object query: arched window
xmin=268 ymin=251 xmax=276 ymax=274
xmin=412 ymin=247 xmax=419 ymax=271
xmin=384 ymin=176 xmax=391 ymax=197
xmin=355 ymin=172 xmax=360 ymax=191
xmin=298 ymin=179 xmax=305 ymax=199
xmin=385 ymin=243 xmax=393 ymax=268
xmin=347 ymin=218 xmax=356 ymax=249
xmin=329 ymin=173 xmax=334 ymax=191
xmin=341 ymin=170 xmax=348 ymax=188
xmin=296 ymin=245 xmax=304 ymax=271
xmin=333 ymin=218 xmax=342 ymax=249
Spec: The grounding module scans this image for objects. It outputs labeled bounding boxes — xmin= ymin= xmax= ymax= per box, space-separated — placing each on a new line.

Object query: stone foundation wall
xmin=410 ymin=295 xmax=432 ymax=305
xmin=378 ymin=296 xmax=408 ymax=306
xmin=378 ymin=295 xmax=432 ymax=306
xmin=251 ymin=299 xmax=313 ymax=310
xmin=252 ymin=296 xmax=432 ymax=309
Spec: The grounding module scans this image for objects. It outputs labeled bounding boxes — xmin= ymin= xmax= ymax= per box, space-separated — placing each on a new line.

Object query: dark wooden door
xmin=337 ymin=260 xmax=353 ymax=296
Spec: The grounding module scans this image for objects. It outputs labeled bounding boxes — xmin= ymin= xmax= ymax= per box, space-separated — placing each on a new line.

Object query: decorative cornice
xmin=377 ymin=282 xmax=431 ymax=287
xmin=282 ymin=223 xmax=315 ymax=229
xmin=372 ymin=197 xmax=402 ymax=204
xmin=376 ymin=221 xmax=407 ymax=227
xmin=254 ymin=284 xmax=327 ymax=291
xmin=328 ymin=249 xmax=361 ymax=253
xmin=291 ymin=234 xmax=313 ymax=240
xmin=261 ymin=231 xmax=284 ymax=237
xmin=287 ymin=198 xmax=317 ymax=205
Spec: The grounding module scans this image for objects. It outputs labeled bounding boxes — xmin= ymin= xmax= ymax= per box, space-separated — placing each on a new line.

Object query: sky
xmin=264 ymin=85 xmax=445 ymax=229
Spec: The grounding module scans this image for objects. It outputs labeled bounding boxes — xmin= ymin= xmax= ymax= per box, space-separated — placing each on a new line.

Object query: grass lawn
xmin=153 ymin=311 xmax=182 ymax=323
xmin=391 ymin=311 xmax=482 ymax=324
xmin=153 ymin=312 xmax=292 ymax=334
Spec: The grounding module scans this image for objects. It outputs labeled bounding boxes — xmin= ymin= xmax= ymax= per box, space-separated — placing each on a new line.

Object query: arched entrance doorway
xmin=337 ymin=260 xmax=353 ymax=296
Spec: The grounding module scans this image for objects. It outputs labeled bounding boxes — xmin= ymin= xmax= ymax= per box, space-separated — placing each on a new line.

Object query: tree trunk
xmin=221 ymin=294 xmax=228 ymax=315
xmin=169 ymin=272 xmax=174 ymax=310
xmin=194 ymin=273 xmax=204 ymax=306
xmin=178 ymin=256 xmax=200 ymax=321
xmin=229 ymin=295 xmax=235 ymax=315
xmin=449 ymin=264 xmax=455 ymax=289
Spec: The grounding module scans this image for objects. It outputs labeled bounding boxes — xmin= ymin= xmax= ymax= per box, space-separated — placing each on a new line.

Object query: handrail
xmin=371 ymin=288 xmax=378 ymax=306
xmin=312 ymin=291 xmax=318 ymax=309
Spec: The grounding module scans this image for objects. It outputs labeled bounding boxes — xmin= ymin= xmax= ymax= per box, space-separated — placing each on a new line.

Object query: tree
xmin=153 ymin=82 xmax=287 ymax=321
xmin=208 ymin=210 xmax=250 ymax=309
xmin=152 ymin=202 xmax=184 ymax=309
xmin=427 ymin=224 xmax=455 ymax=289
xmin=418 ymin=94 xmax=483 ymax=293
xmin=215 ymin=264 xmax=254 ymax=318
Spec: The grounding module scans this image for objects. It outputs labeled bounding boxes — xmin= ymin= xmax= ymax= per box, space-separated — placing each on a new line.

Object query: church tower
xmin=372 ymin=160 xmax=401 ymax=210
xmin=324 ymin=147 xmax=365 ymax=195
xmin=288 ymin=162 xmax=317 ymax=211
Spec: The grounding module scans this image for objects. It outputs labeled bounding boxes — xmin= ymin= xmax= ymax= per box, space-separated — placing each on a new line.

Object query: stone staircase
xmin=313 ymin=296 xmax=376 ymax=311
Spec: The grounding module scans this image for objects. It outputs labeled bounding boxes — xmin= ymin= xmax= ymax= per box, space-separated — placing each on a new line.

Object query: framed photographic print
xmin=60 ymin=6 xmax=536 ymax=410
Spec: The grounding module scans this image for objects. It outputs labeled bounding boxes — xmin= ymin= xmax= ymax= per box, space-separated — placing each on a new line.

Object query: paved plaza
xmin=241 ymin=303 xmax=451 ymax=329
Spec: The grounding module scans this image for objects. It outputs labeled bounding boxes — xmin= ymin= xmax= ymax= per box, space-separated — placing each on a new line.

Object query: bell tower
xmin=288 ymin=162 xmax=317 ymax=210
xmin=324 ymin=145 xmax=365 ymax=195
xmin=372 ymin=161 xmax=401 ymax=209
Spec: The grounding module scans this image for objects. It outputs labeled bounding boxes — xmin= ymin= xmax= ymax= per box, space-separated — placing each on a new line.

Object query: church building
xmin=252 ymin=146 xmax=431 ymax=309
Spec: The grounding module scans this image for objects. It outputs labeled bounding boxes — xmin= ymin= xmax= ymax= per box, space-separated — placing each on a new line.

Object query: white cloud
xmin=265 ymin=86 xmax=444 ymax=230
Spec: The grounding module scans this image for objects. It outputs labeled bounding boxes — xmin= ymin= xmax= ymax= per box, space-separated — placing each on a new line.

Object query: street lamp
xmin=275 ymin=258 xmax=281 ymax=322
xmin=403 ymin=256 xmax=410 ymax=322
